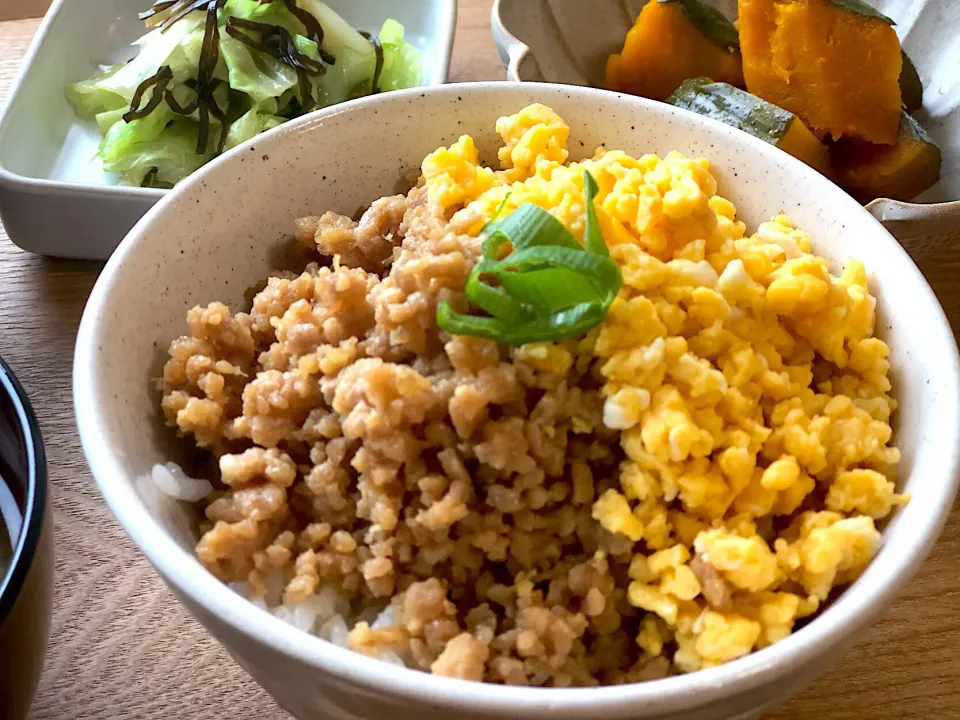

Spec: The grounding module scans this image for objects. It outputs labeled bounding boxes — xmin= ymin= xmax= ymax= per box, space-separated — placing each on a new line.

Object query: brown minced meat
xmin=160 ymin=186 xmax=667 ymax=686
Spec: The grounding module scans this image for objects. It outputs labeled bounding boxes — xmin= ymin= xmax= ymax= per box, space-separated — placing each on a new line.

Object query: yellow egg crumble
xmin=421 ymin=103 xmax=905 ymax=673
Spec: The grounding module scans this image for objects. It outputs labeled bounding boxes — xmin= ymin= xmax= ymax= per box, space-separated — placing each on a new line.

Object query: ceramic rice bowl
xmin=75 ymin=82 xmax=960 ymax=720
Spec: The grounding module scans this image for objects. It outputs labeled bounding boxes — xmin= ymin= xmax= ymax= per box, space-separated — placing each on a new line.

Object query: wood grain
xmin=0 ymin=0 xmax=51 ymax=23
xmin=0 ymin=2 xmax=957 ymax=719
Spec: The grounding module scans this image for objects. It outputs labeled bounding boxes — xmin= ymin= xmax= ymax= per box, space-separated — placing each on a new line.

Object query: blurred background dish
xmin=0 ymin=356 xmax=53 ymax=720
xmin=0 ymin=0 xmax=457 ymax=260
xmin=490 ymin=0 xmax=960 ymax=240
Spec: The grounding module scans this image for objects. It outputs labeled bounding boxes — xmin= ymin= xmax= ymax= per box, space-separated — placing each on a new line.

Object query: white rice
xmin=371 ymin=605 xmax=395 ymax=629
xmin=230 ymin=575 xmax=406 ymax=663
xmin=150 ymin=462 xmax=213 ymax=502
xmin=318 ymin=614 xmax=350 ymax=646
xmin=377 ymin=648 xmax=407 ymax=667
xmin=151 ymin=462 xmax=408 ymax=664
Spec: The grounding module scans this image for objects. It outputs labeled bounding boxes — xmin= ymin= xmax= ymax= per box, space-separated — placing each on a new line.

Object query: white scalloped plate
xmin=491 ymin=0 xmax=960 ymax=237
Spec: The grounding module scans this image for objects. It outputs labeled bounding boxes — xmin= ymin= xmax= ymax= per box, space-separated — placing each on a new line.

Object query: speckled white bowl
xmin=74 ymin=82 xmax=960 ymax=720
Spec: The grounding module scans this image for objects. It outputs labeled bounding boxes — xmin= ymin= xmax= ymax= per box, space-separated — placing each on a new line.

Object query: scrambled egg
xmin=421 ymin=104 xmax=905 ymax=673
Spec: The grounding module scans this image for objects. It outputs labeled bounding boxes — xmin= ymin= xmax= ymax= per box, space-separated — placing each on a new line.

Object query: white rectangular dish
xmin=0 ymin=0 xmax=456 ymax=260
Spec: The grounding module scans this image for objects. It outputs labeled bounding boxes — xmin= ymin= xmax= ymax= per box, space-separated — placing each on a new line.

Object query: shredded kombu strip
xmin=127 ymin=0 xmax=228 ymax=155
xmin=141 ymin=167 xmax=160 ymax=187
xmin=358 ymin=30 xmax=384 ymax=94
xmin=129 ymin=0 xmax=399 ymax=158
xmin=280 ymin=0 xmax=335 ymax=64
xmin=225 ymin=16 xmax=327 ymax=113
xmin=138 ymin=0 xmax=176 ymax=24
xmin=139 ymin=0 xmax=226 ymax=32
xmin=123 ymin=65 xmax=174 ymax=122
xmin=194 ymin=0 xmax=229 ymax=155
xmin=165 ymin=77 xmax=201 ymax=116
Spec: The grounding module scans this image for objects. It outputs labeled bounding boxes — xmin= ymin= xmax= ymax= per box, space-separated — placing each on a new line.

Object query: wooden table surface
xmin=2 ymin=2 xmax=959 ymax=718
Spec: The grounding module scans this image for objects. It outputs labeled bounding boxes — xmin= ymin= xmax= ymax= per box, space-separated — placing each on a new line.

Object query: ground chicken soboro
xmin=160 ymin=104 xmax=905 ymax=686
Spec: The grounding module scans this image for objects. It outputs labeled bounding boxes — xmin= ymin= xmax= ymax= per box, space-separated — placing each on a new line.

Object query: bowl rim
xmin=74 ymin=81 xmax=960 ymax=717
xmin=0 ymin=356 xmax=48 ymax=623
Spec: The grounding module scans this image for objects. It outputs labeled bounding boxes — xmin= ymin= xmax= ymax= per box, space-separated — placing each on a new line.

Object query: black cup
xmin=0 ymin=356 xmax=53 ymax=720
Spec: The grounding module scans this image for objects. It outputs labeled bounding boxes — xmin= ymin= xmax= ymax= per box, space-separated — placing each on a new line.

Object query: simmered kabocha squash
xmin=738 ymin=0 xmax=902 ymax=145
xmin=831 ymin=111 xmax=941 ymax=202
xmin=668 ymin=78 xmax=831 ymax=174
xmin=606 ymin=0 xmax=744 ymax=101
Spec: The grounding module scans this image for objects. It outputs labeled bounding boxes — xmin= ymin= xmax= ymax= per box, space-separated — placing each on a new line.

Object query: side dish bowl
xmin=0 ymin=357 xmax=53 ymax=720
xmin=491 ymin=0 xmax=960 ymax=240
xmin=0 ymin=0 xmax=457 ymax=260
xmin=74 ymin=82 xmax=960 ymax=720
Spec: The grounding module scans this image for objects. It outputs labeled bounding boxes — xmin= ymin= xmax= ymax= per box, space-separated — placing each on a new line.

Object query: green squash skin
xmin=901 ymin=111 xmax=941 ymax=167
xmin=657 ymin=0 xmax=740 ymax=50
xmin=825 ymin=0 xmax=895 ymax=24
xmin=832 ymin=110 xmax=942 ymax=202
xmin=667 ymin=78 xmax=794 ymax=146
xmin=900 ymin=50 xmax=923 ymax=113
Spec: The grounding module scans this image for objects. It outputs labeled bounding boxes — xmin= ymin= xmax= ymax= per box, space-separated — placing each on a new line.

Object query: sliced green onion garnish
xmin=436 ymin=302 xmax=510 ymax=342
xmin=496 ymin=267 xmax=604 ymax=314
xmin=583 ymin=170 xmax=609 ymax=257
xmin=496 ymin=245 xmax=621 ymax=291
xmin=437 ymin=170 xmax=622 ymax=346
xmin=481 ymin=193 xmax=512 ymax=235
xmin=465 ymin=272 xmax=530 ymax=324
xmin=481 ymin=202 xmax=582 ymax=260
